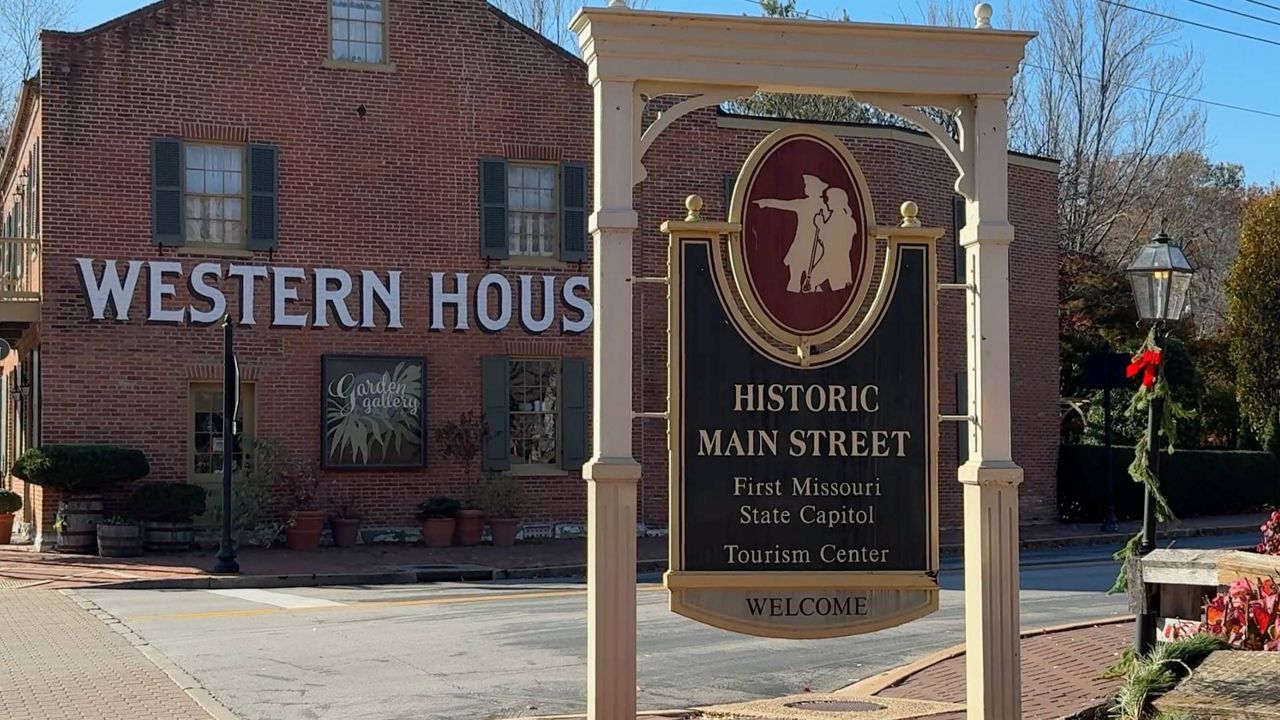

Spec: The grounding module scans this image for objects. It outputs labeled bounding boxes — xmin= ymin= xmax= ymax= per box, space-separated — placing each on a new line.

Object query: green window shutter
xmin=482 ymin=356 xmax=511 ymax=472
xmin=724 ymin=173 xmax=737 ymax=216
xmin=560 ymin=163 xmax=587 ymax=263
xmin=561 ymin=357 xmax=587 ymax=471
xmin=480 ymin=159 xmax=509 ymax=259
xmin=952 ymin=195 xmax=967 ymax=283
xmin=248 ymin=144 xmax=279 ymax=251
xmin=152 ymin=138 xmax=184 ymax=247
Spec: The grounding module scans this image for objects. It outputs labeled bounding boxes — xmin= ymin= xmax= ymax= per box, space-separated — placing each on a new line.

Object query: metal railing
xmin=0 ymin=237 xmax=39 ymax=301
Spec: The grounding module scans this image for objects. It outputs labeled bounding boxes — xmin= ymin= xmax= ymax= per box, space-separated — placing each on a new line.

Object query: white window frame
xmin=506 ymin=162 xmax=560 ymax=259
xmin=508 ymin=358 xmax=561 ymax=472
xmin=183 ymin=143 xmax=247 ymax=249
xmin=330 ymin=0 xmax=389 ymax=65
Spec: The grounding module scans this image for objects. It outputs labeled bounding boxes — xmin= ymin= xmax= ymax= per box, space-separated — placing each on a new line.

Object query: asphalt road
xmin=80 ymin=533 xmax=1254 ymax=720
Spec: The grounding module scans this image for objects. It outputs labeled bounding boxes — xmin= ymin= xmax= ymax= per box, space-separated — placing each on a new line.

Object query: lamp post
xmin=212 ymin=315 xmax=240 ymax=575
xmin=1124 ymin=230 xmax=1194 ymax=654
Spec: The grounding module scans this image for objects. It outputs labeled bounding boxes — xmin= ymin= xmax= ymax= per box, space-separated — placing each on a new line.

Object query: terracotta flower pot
xmin=420 ymin=517 xmax=456 ymax=548
xmin=285 ymin=510 xmax=327 ymax=551
xmin=488 ymin=518 xmax=519 ymax=547
xmin=454 ymin=509 xmax=485 ymax=547
xmin=0 ymin=512 xmax=15 ymax=545
xmin=331 ymin=517 xmax=361 ymax=548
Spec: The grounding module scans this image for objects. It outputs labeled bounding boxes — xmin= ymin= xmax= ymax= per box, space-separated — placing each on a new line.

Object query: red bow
xmin=1127 ymin=349 xmax=1163 ymax=389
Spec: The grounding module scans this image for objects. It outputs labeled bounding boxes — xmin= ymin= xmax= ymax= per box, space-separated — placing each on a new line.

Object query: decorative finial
xmin=974 ymin=2 xmax=993 ymax=28
xmin=685 ymin=194 xmax=704 ymax=222
xmin=900 ymin=201 xmax=921 ymax=228
xmin=608 ymin=0 xmax=628 ymax=6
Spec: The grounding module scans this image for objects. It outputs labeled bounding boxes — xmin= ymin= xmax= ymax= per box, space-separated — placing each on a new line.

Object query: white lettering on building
xmin=75 ymin=259 xmax=592 ymax=334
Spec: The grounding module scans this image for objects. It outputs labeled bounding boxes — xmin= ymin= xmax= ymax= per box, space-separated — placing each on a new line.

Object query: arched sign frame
xmin=724 ymin=127 xmax=879 ymax=365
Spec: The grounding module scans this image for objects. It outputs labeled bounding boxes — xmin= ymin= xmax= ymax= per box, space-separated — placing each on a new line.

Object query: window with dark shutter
xmin=152 ymin=139 xmax=184 ymax=247
xmin=724 ymin=173 xmax=737 ymax=217
xmin=561 ymin=357 xmax=587 ymax=471
xmin=482 ymin=356 xmax=511 ymax=471
xmin=952 ymin=195 xmax=967 ymax=282
xmin=480 ymin=159 xmax=509 ymax=260
xmin=560 ymin=163 xmax=587 ymax=263
xmin=248 ymin=144 xmax=279 ymax=251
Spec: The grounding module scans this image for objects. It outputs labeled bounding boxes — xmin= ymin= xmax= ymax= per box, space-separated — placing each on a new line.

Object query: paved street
xmin=73 ymin=534 xmax=1253 ymax=720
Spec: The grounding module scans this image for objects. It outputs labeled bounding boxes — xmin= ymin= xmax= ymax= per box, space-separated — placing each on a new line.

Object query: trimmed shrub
xmin=416 ymin=496 xmax=461 ymax=520
xmin=1058 ymin=444 xmax=1280 ymax=521
xmin=10 ymin=446 xmax=150 ymax=493
xmin=0 ymin=489 xmax=21 ymax=514
xmin=131 ymin=482 xmax=207 ymax=523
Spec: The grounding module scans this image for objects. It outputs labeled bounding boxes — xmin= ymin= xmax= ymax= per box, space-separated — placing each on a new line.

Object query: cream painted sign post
xmin=574 ymin=4 xmax=1031 ymax=720
xmin=664 ymin=128 xmax=943 ymax=639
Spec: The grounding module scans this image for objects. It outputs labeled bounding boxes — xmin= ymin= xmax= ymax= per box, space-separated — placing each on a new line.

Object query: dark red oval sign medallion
xmin=740 ymin=132 xmax=870 ymax=337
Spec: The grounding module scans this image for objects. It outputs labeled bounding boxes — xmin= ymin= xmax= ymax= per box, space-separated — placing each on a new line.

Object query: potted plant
xmin=96 ymin=515 xmax=144 ymax=558
xmin=436 ymin=412 xmax=490 ymax=546
xmin=12 ymin=445 xmax=150 ymax=554
xmin=330 ymin=490 xmax=361 ymax=548
xmin=131 ymin=482 xmax=207 ymax=552
xmin=475 ymin=473 xmax=524 ymax=547
xmin=282 ymin=465 xmax=326 ymax=551
xmin=0 ymin=489 xmax=21 ymax=544
xmin=417 ymin=496 xmax=461 ymax=548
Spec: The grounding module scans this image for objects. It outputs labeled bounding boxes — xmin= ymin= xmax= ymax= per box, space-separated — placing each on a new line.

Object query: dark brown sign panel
xmin=665 ymin=127 xmax=940 ymax=639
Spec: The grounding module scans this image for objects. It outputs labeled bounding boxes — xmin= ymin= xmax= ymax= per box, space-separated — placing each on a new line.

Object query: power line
xmin=1239 ymin=0 xmax=1280 ymax=14
xmin=1100 ymin=0 xmax=1280 ymax=46
xmin=1022 ymin=61 xmax=1280 ymax=119
xmin=1183 ymin=0 xmax=1280 ymax=28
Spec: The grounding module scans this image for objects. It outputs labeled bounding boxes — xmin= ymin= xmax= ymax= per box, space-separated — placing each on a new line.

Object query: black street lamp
xmin=1124 ymin=230 xmax=1194 ymax=654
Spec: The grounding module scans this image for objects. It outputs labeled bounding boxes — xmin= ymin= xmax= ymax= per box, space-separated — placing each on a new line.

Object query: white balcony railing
xmin=0 ymin=237 xmax=39 ymax=302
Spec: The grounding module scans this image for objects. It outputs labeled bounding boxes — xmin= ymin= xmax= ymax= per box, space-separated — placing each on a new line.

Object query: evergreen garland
xmin=1110 ymin=325 xmax=1192 ymax=593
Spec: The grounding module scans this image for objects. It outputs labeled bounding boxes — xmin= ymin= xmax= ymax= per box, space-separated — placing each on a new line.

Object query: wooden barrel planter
xmin=97 ymin=523 xmax=144 ymax=558
xmin=144 ymin=521 xmax=194 ymax=552
xmin=55 ymin=496 xmax=104 ymax=554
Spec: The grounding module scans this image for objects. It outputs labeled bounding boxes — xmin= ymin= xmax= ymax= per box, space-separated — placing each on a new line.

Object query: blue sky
xmin=71 ymin=0 xmax=1280 ymax=183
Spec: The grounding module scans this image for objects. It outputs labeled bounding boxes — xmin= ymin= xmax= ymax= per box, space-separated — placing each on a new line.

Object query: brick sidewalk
xmin=704 ymin=620 xmax=1131 ymax=719
xmin=0 ymin=589 xmax=215 ymax=719
xmin=874 ymin=621 xmax=1130 ymax=719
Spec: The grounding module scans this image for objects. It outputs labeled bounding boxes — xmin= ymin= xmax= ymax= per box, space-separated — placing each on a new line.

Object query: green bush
xmin=0 ymin=489 xmax=21 ymax=514
xmin=1059 ymin=444 xmax=1280 ymax=521
xmin=475 ymin=474 xmax=523 ymax=518
xmin=131 ymin=482 xmax=207 ymax=523
xmin=416 ymin=496 xmax=461 ymax=520
xmin=11 ymin=446 xmax=150 ymax=493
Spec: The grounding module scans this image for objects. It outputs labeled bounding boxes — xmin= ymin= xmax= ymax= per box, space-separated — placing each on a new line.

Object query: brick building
xmin=0 ymin=0 xmax=1059 ymax=550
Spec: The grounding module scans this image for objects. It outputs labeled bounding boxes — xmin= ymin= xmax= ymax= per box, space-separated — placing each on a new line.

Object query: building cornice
xmin=1 ymin=77 xmax=40 ymax=197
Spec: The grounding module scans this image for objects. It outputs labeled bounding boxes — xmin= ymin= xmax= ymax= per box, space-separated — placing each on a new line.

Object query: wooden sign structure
xmin=663 ymin=127 xmax=944 ymax=639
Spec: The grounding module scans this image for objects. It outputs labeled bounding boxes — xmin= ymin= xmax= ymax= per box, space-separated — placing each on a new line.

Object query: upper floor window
xmin=185 ymin=144 xmax=245 ymax=247
xmin=332 ymin=0 xmax=386 ymax=64
xmin=507 ymin=164 xmax=557 ymax=258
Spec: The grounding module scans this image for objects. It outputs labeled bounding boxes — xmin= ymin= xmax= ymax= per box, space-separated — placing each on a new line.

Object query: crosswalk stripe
xmin=208 ymin=588 xmax=346 ymax=609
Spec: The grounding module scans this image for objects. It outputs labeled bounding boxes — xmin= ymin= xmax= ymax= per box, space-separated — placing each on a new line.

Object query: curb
xmin=837 ymin=615 xmax=1134 ymax=697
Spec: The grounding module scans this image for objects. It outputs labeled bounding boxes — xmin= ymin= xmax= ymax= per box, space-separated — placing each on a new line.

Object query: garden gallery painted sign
xmin=322 ymin=355 xmax=426 ymax=469
xmin=73 ymin=260 xmax=593 ymax=333
xmin=664 ymin=127 xmax=941 ymax=639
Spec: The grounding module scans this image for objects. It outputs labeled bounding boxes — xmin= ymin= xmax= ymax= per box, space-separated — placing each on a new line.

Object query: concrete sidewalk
xmin=0 ymin=589 xmax=225 ymax=720
xmin=0 ymin=511 xmax=1263 ymax=591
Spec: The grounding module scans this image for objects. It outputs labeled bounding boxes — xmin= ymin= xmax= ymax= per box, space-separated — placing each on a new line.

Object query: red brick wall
xmin=29 ymin=0 xmax=1059 ymax=536
xmin=37 ymin=0 xmax=594 ymax=531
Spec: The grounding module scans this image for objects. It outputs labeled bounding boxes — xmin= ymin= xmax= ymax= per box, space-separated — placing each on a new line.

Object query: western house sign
xmin=663 ymin=127 xmax=943 ymax=639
